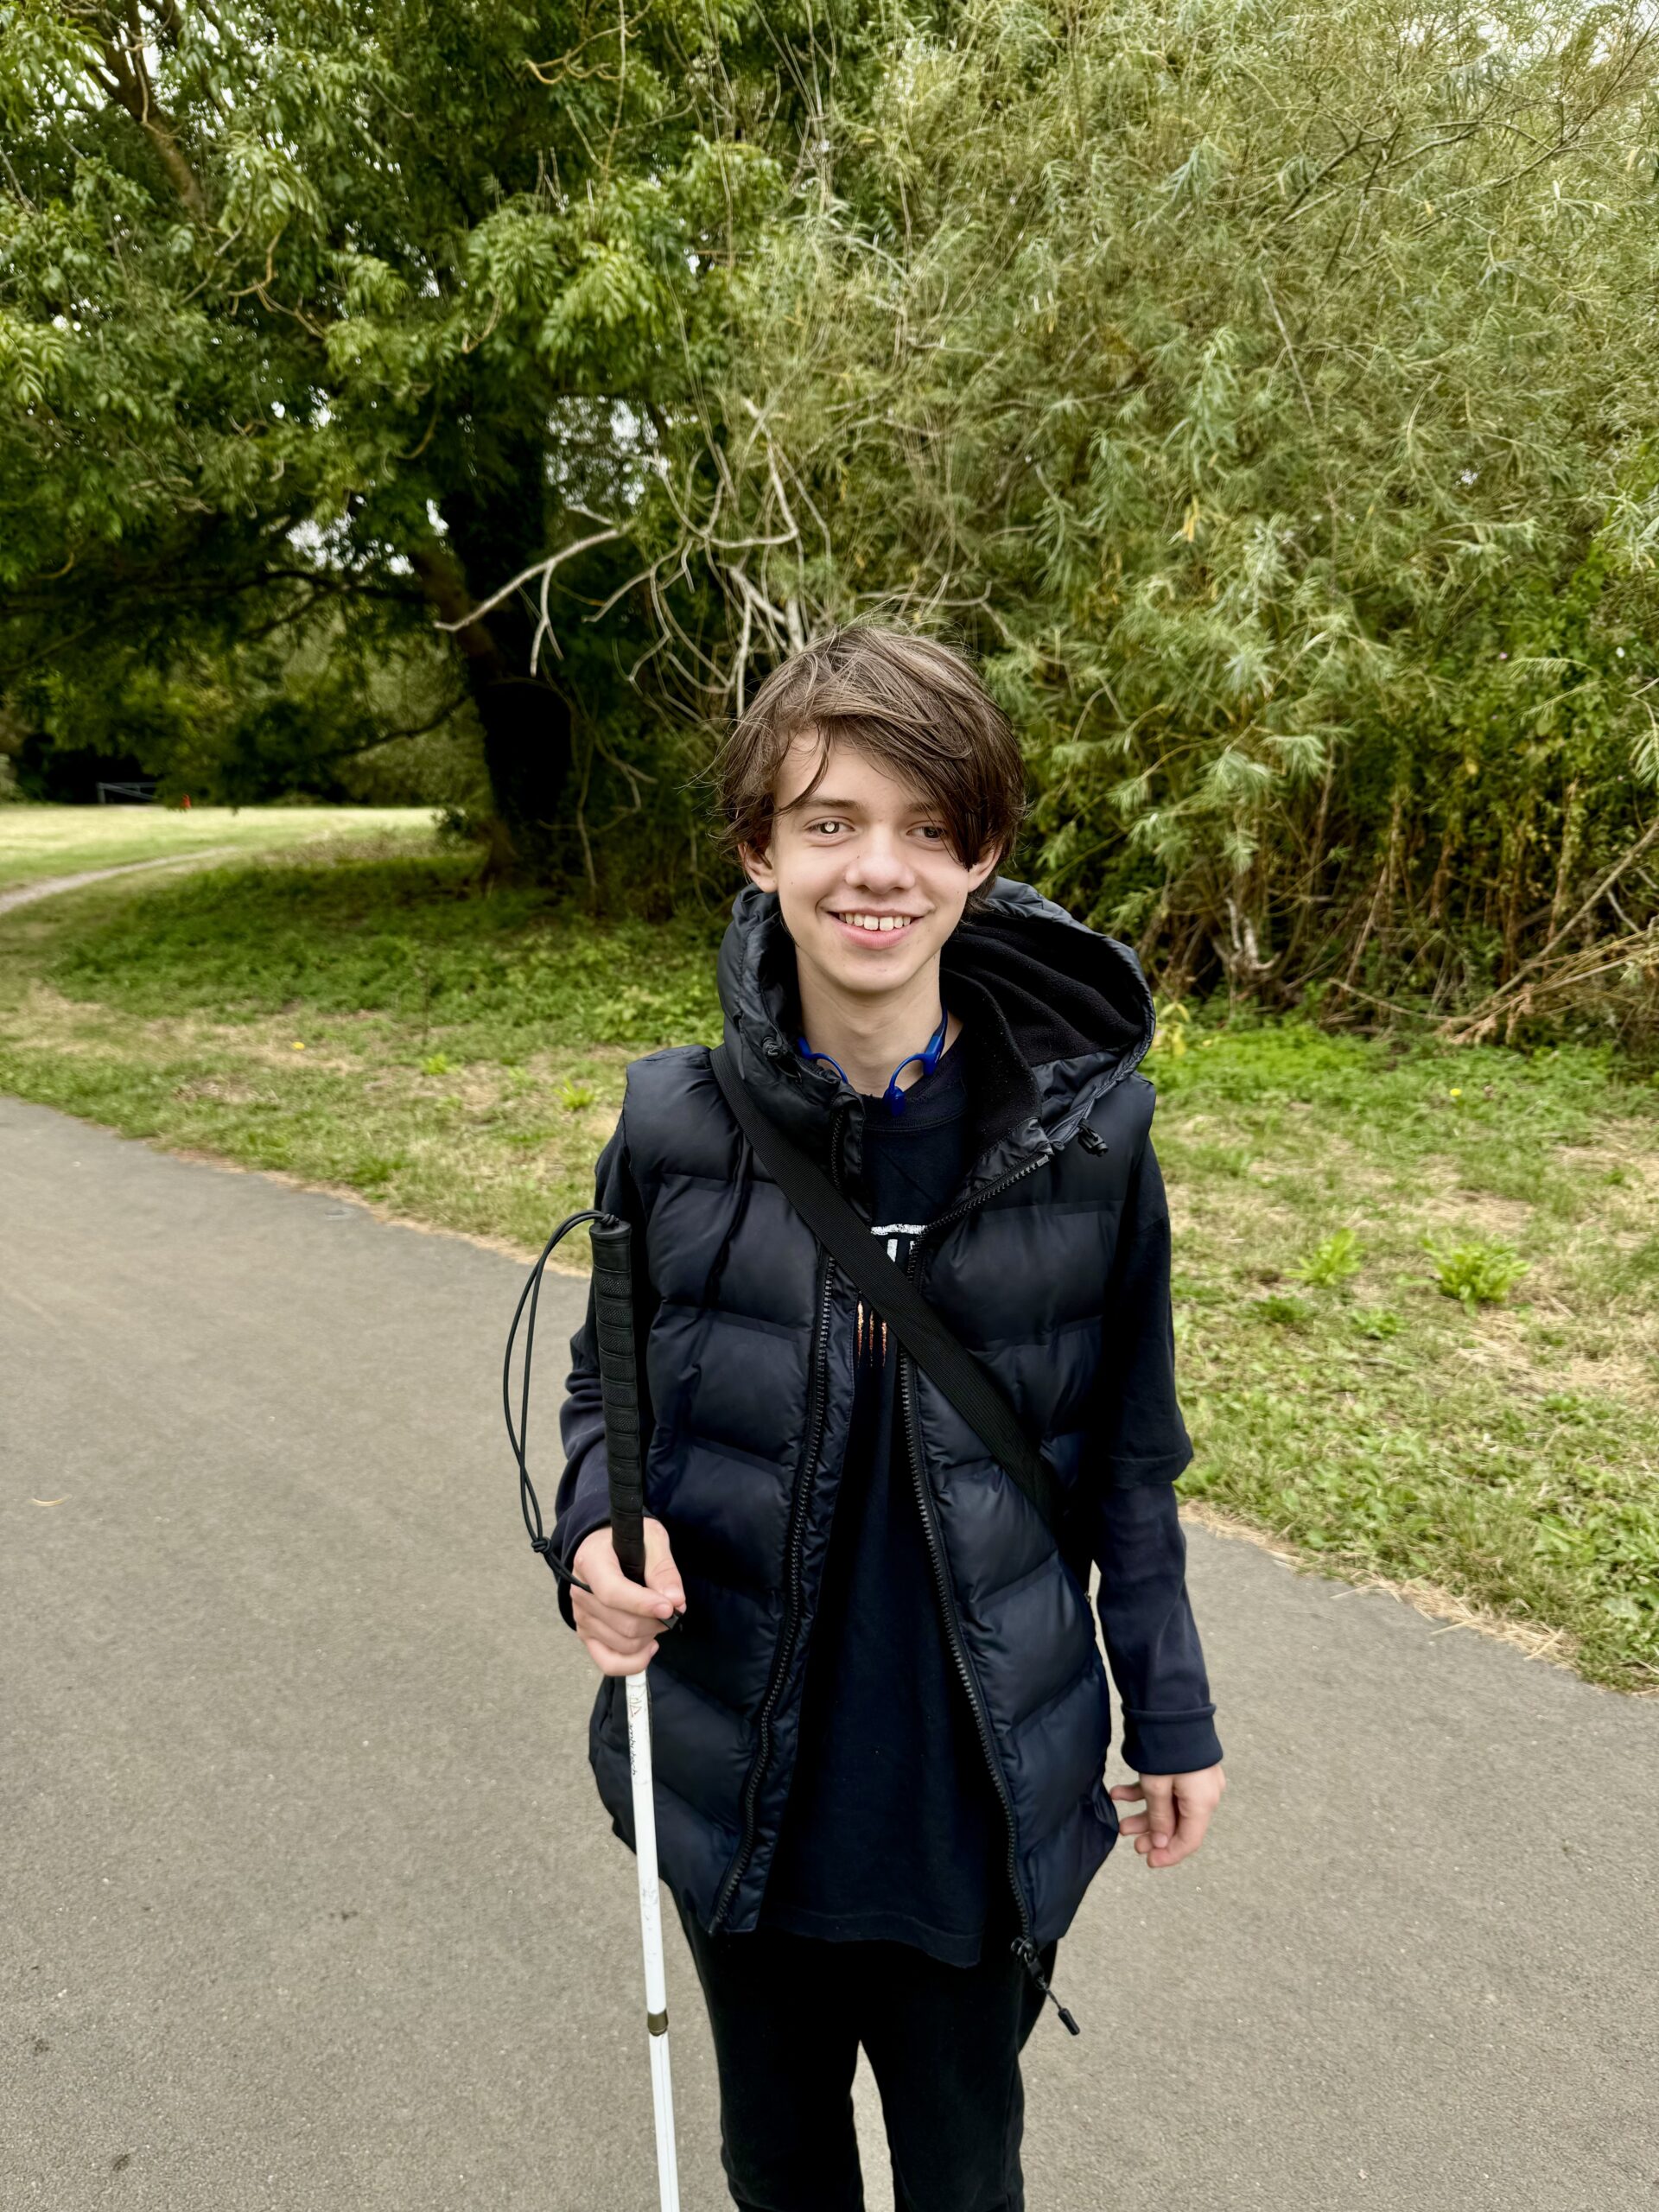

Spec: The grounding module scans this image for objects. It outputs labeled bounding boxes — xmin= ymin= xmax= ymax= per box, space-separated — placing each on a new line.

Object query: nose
xmin=843 ymin=825 xmax=914 ymax=893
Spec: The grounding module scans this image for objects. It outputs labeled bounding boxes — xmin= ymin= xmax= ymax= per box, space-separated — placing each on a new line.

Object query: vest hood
xmin=715 ymin=877 xmax=1156 ymax=1191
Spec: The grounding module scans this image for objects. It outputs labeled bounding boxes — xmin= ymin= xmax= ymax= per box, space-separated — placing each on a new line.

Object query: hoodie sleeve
xmin=1094 ymin=1484 xmax=1223 ymax=1775
xmin=1090 ymin=1126 xmax=1223 ymax=1775
xmin=1093 ymin=1133 xmax=1192 ymax=1484
xmin=548 ymin=1115 xmax=660 ymax=1631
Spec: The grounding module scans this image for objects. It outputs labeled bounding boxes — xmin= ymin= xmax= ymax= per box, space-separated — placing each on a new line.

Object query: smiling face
xmin=741 ymin=732 xmax=1001 ymax=1008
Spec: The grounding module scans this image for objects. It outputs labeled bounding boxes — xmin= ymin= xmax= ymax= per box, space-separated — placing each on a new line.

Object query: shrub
xmin=1352 ymin=1308 xmax=1403 ymax=1340
xmin=1299 ymin=1227 xmax=1364 ymax=1288
xmin=1426 ymin=1236 xmax=1531 ymax=1310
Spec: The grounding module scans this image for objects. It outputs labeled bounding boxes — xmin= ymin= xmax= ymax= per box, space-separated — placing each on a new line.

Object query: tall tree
xmin=0 ymin=0 xmax=812 ymax=866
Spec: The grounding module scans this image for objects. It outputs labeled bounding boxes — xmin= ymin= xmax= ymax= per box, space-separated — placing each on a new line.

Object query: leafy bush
xmin=1352 ymin=1308 xmax=1403 ymax=1341
xmin=1300 ymin=1228 xmax=1364 ymax=1289
xmin=678 ymin=0 xmax=1659 ymax=1027
xmin=1427 ymin=1237 xmax=1532 ymax=1310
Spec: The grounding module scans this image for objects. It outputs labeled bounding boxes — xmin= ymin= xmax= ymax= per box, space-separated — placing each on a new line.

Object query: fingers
xmin=572 ymin=1592 xmax=660 ymax=1675
xmin=1109 ymin=1768 xmax=1226 ymax=1871
xmin=642 ymin=1516 xmax=687 ymax=1617
xmin=1109 ymin=1776 xmax=1173 ymax=1853
xmin=1155 ymin=1789 xmax=1215 ymax=1869
xmin=1140 ymin=1777 xmax=1177 ymax=1859
xmin=571 ymin=1519 xmax=687 ymax=1676
xmin=576 ymin=1525 xmax=673 ymax=1617
xmin=579 ymin=1632 xmax=657 ymax=1678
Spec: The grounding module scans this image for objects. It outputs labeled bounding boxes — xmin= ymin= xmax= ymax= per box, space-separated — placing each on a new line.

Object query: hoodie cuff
xmin=1121 ymin=1706 xmax=1224 ymax=1777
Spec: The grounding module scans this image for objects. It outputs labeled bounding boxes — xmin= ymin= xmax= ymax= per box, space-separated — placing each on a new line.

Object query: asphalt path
xmin=3 ymin=1095 xmax=1656 ymax=2211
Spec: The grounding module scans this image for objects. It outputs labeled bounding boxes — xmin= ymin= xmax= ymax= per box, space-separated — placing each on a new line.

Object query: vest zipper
xmin=914 ymin=1144 xmax=1055 ymax=1249
xmin=901 ymin=1143 xmax=1082 ymax=2034
xmin=709 ymin=1106 xmax=849 ymax=1931
xmin=704 ymin=1117 xmax=1087 ymax=2018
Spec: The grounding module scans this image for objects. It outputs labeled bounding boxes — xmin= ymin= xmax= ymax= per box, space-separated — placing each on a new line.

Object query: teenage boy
xmin=550 ymin=627 xmax=1224 ymax=2212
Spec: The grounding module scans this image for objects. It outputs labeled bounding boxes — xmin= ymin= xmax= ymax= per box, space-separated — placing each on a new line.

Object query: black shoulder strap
xmin=710 ymin=1045 xmax=1068 ymax=1544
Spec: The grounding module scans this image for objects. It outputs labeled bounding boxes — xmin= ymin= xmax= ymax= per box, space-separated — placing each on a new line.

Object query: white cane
xmin=591 ymin=1217 xmax=683 ymax=2212
xmin=624 ymin=1669 xmax=681 ymax=2209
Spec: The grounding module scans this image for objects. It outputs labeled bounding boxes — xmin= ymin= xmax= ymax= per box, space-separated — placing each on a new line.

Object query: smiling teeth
xmin=838 ymin=913 xmax=912 ymax=932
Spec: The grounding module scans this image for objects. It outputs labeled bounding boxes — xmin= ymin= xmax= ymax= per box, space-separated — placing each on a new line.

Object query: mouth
xmin=827 ymin=909 xmax=923 ymax=942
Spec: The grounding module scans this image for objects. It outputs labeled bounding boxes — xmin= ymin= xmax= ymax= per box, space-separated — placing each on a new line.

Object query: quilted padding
xmin=561 ymin=878 xmax=1171 ymax=1950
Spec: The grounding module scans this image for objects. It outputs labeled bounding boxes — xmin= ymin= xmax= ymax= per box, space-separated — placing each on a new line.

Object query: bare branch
xmin=432 ymin=527 xmax=624 ymax=633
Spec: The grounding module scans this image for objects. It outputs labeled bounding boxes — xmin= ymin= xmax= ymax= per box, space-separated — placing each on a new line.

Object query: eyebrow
xmin=785 ymin=795 xmax=935 ymax=817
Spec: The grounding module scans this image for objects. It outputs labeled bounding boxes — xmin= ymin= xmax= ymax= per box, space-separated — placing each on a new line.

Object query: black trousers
xmin=671 ymin=1887 xmax=1055 ymax=2212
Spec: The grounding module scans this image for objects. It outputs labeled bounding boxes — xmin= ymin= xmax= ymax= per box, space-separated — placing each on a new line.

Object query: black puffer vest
xmin=585 ymin=879 xmax=1159 ymax=1953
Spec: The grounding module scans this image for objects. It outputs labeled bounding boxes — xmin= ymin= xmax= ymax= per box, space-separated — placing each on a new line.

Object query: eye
xmin=914 ymin=823 xmax=946 ymax=842
xmin=806 ymin=817 xmax=851 ymax=836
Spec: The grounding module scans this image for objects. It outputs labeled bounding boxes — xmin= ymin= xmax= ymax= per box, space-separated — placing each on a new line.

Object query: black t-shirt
xmin=757 ymin=1039 xmax=1014 ymax=1966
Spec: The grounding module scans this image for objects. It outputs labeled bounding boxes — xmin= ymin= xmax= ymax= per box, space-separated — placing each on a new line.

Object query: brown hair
xmin=713 ymin=625 xmax=1026 ymax=885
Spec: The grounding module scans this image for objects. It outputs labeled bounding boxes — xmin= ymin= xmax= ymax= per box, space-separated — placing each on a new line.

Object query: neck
xmin=795 ymin=953 xmax=962 ymax=1099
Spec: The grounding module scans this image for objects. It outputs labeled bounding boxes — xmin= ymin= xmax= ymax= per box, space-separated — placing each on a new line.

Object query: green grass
xmin=0 ymin=804 xmax=438 ymax=891
xmin=1 ymin=847 xmax=1656 ymax=1692
xmin=1150 ymin=1020 xmax=1659 ymax=1692
xmin=0 ymin=844 xmax=722 ymax=1245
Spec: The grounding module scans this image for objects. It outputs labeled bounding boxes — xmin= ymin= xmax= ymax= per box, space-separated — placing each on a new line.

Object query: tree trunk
xmin=467 ymin=607 xmax=575 ymax=879
xmin=424 ymin=443 xmax=575 ymax=879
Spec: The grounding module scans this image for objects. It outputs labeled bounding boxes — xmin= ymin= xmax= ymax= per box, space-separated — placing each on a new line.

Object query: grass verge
xmin=0 ymin=843 xmax=722 ymax=1245
xmin=0 ymin=804 xmax=438 ymax=891
xmin=1149 ymin=1021 xmax=1658 ymax=1693
xmin=1 ymin=846 xmax=1654 ymax=1692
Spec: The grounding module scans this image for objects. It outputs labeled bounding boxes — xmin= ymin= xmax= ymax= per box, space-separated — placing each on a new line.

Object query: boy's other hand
xmin=1109 ymin=1765 xmax=1225 ymax=1870
xmin=571 ymin=1517 xmax=687 ymax=1676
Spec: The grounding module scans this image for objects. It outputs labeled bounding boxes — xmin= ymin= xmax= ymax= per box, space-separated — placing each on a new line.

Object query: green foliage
xmin=1351 ymin=1307 xmax=1403 ymax=1341
xmin=0 ymin=1 xmax=848 ymax=859
xmin=5 ymin=1 xmax=1659 ymax=1026
xmin=1299 ymin=1228 xmax=1364 ymax=1289
xmin=1426 ymin=1236 xmax=1532 ymax=1309
xmin=654 ymin=0 xmax=1659 ymax=1024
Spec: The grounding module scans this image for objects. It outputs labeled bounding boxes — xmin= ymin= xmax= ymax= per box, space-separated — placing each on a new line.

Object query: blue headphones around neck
xmin=797 ymin=1008 xmax=950 ymax=1116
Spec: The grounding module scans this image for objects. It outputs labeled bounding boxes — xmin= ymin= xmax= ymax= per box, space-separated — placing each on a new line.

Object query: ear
xmin=739 ymin=838 xmax=779 ymax=893
xmin=964 ymin=842 xmax=1002 ymax=894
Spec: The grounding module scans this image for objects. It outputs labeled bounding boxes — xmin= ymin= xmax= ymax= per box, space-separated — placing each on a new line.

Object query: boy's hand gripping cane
xmin=588 ymin=1217 xmax=682 ymax=2212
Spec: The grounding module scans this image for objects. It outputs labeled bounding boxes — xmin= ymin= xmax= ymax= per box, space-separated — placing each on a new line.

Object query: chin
xmin=826 ymin=943 xmax=935 ymax=995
